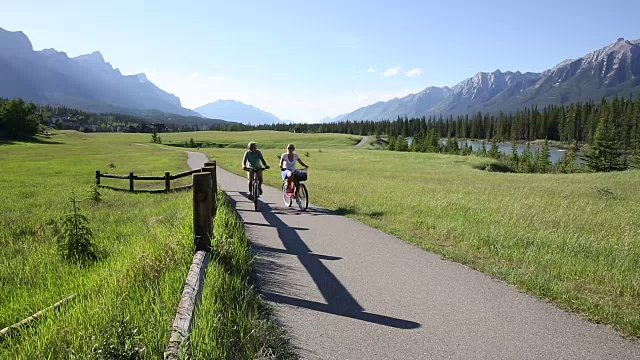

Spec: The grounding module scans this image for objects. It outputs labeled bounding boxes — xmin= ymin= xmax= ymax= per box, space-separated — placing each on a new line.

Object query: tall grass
xmin=0 ymin=131 xmax=293 ymax=358
xmin=201 ymin=146 xmax=640 ymax=338
xmin=0 ymin=131 xmax=196 ymax=357
xmin=187 ymin=191 xmax=294 ymax=359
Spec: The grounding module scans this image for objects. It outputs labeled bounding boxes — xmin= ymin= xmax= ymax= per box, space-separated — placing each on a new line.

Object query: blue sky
xmin=2 ymin=0 xmax=640 ymax=122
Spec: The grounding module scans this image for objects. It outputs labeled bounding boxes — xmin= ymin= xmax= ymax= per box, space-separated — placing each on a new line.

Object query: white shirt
xmin=280 ymin=153 xmax=299 ymax=171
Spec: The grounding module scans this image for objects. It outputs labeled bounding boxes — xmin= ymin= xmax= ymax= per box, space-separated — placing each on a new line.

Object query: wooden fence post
xmin=203 ymin=161 xmax=217 ymax=213
xmin=129 ymin=172 xmax=134 ymax=192
xmin=95 ymin=170 xmax=100 ymax=185
xmin=201 ymin=166 xmax=217 ymax=215
xmin=192 ymin=172 xmax=212 ymax=252
xmin=165 ymin=171 xmax=171 ymax=192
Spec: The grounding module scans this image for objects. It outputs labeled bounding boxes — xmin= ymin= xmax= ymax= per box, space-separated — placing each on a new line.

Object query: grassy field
xmin=4 ymin=127 xmax=637 ymax=354
xmin=198 ymin=143 xmax=640 ymax=338
xmin=188 ymin=192 xmax=294 ymax=359
xmin=0 ymin=131 xmax=194 ymax=357
xmin=160 ymin=130 xmax=361 ymax=149
xmin=0 ymin=131 xmax=292 ymax=358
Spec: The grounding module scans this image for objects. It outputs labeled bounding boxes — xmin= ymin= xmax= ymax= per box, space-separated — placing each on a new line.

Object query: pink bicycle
xmin=282 ymin=169 xmax=308 ymax=211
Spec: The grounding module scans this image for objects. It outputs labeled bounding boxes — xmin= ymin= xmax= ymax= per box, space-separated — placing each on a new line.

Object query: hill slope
xmin=336 ymin=38 xmax=640 ymax=120
xmin=0 ymin=27 xmax=202 ymax=120
xmin=195 ymin=100 xmax=282 ymax=125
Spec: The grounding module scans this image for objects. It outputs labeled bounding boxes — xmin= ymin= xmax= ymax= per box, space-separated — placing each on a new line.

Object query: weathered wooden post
xmin=201 ymin=166 xmax=217 ymax=216
xmin=203 ymin=161 xmax=217 ymax=213
xmin=95 ymin=170 xmax=100 ymax=186
xmin=129 ymin=172 xmax=134 ymax=192
xmin=192 ymin=172 xmax=212 ymax=252
xmin=165 ymin=171 xmax=171 ymax=192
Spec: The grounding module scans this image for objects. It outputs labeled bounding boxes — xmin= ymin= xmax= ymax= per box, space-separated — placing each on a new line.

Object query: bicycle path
xmin=187 ymin=151 xmax=640 ymax=359
xmin=355 ymin=136 xmax=368 ymax=147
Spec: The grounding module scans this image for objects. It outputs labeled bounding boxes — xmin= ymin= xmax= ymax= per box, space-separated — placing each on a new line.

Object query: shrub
xmin=593 ymin=185 xmax=616 ymax=199
xmin=87 ymin=185 xmax=102 ymax=203
xmin=92 ymin=317 xmax=145 ymax=360
xmin=56 ymin=195 xmax=98 ymax=264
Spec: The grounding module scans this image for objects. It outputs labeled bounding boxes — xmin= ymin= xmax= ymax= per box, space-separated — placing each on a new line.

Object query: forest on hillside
xmin=257 ymin=96 xmax=640 ymax=173
xmin=0 ymin=98 xmax=246 ymax=139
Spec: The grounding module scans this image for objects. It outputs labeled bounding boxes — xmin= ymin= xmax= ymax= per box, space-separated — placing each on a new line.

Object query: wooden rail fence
xmin=95 ymin=168 xmax=202 ymax=193
xmin=165 ymin=161 xmax=218 ymax=360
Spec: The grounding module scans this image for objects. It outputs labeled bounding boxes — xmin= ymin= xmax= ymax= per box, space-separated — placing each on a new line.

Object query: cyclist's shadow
xmin=234 ymin=195 xmax=420 ymax=330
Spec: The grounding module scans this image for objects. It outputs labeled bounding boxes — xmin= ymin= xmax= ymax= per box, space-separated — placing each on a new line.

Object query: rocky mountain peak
xmin=0 ymin=27 xmax=33 ymax=57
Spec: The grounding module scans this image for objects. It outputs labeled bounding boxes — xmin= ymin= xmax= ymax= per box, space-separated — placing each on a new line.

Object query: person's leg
xmin=286 ymin=171 xmax=294 ymax=192
xmin=247 ymin=169 xmax=254 ymax=196
xmin=257 ymin=170 xmax=263 ymax=194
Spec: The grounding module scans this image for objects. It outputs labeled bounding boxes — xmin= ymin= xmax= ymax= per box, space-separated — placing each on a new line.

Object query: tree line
xmin=0 ymin=98 xmax=247 ymax=138
xmin=0 ymin=98 xmax=41 ymax=139
xmin=257 ymin=96 xmax=640 ymax=172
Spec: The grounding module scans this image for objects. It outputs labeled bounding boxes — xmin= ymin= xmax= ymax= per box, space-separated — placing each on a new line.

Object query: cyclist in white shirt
xmin=280 ymin=143 xmax=308 ymax=193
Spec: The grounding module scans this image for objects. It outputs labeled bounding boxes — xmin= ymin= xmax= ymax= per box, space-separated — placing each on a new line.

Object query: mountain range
xmin=325 ymin=37 xmax=640 ymax=122
xmin=195 ymin=100 xmax=284 ymax=125
xmin=0 ymin=27 xmax=206 ymax=121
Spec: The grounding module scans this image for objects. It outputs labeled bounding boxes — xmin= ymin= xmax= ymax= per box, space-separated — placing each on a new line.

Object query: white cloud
xmin=366 ymin=67 xmax=377 ymax=73
xmin=405 ymin=68 xmax=423 ymax=77
xmin=382 ymin=67 xmax=401 ymax=76
xmin=144 ymin=70 xmax=420 ymax=123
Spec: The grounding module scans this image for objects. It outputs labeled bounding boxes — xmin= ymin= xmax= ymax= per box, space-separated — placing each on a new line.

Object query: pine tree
xmin=396 ymin=135 xmax=409 ymax=152
xmin=387 ymin=136 xmax=396 ymax=151
xmin=510 ymin=138 xmax=519 ymax=168
xmin=521 ymin=143 xmax=534 ymax=173
xmin=537 ymin=139 xmax=551 ymax=173
xmin=488 ymin=138 xmax=500 ymax=159
xmin=151 ymin=128 xmax=158 ymax=143
xmin=559 ymin=142 xmax=577 ymax=173
xmin=423 ymin=129 xmax=436 ymax=152
xmin=409 ymin=137 xmax=418 ymax=152
xmin=585 ymin=108 xmax=626 ymax=172
xmin=478 ymin=140 xmax=487 ymax=157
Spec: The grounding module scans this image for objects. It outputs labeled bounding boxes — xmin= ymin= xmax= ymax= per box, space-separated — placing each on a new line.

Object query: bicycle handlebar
xmin=280 ymin=167 xmax=309 ymax=171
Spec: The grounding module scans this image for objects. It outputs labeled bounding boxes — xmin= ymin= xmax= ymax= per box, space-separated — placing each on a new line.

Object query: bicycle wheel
xmin=253 ymin=181 xmax=259 ymax=211
xmin=282 ymin=183 xmax=292 ymax=207
xmin=296 ymin=183 xmax=308 ymax=211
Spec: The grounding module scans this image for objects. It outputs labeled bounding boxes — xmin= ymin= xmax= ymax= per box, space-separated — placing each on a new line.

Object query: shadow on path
xmin=256 ymin=202 xmax=420 ymax=330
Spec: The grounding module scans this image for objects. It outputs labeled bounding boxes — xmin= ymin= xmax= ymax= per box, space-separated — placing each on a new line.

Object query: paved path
xmin=187 ymin=152 xmax=639 ymax=360
xmin=355 ymin=136 xmax=369 ymax=147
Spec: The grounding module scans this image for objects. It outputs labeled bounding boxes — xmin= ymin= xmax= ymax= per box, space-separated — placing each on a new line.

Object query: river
xmin=446 ymin=140 xmax=576 ymax=164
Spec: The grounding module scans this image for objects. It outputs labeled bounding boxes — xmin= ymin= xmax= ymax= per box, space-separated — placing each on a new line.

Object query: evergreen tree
xmin=510 ymin=138 xmax=519 ymax=168
xmin=151 ymin=128 xmax=158 ymax=143
xmin=396 ymin=135 xmax=409 ymax=152
xmin=585 ymin=108 xmax=626 ymax=172
xmin=521 ymin=143 xmax=534 ymax=173
xmin=488 ymin=138 xmax=500 ymax=159
xmin=633 ymin=149 xmax=640 ymax=169
xmin=387 ymin=136 xmax=396 ymax=151
xmin=537 ymin=139 xmax=551 ymax=173
xmin=559 ymin=142 xmax=577 ymax=173
xmin=478 ymin=140 xmax=487 ymax=157
xmin=409 ymin=136 xmax=418 ymax=152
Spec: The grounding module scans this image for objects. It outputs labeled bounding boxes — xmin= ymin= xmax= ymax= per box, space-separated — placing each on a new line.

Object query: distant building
xmin=151 ymin=123 xmax=167 ymax=132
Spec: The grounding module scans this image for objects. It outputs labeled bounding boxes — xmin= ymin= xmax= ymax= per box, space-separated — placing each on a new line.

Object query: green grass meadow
xmin=2 ymin=128 xmax=638 ymax=360
xmin=199 ymin=142 xmax=640 ymax=338
xmin=0 ymin=131 xmax=294 ymax=358
xmin=160 ymin=130 xmax=361 ymax=149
